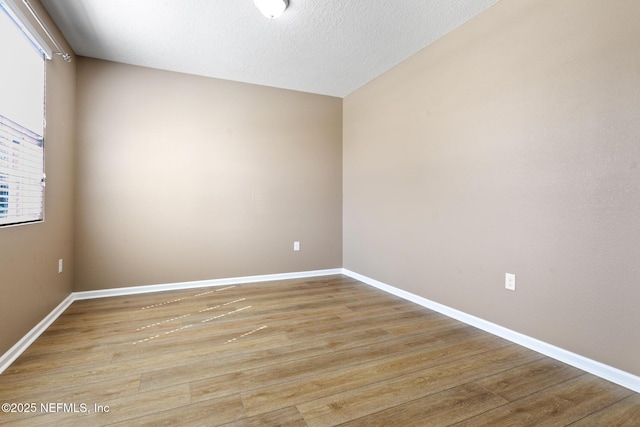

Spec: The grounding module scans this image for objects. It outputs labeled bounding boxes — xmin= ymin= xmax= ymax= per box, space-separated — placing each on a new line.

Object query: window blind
xmin=0 ymin=115 xmax=44 ymax=226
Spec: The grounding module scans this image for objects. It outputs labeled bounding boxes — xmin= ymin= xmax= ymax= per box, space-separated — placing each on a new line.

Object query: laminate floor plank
xmin=0 ymin=275 xmax=635 ymax=426
xmin=140 ymin=326 xmax=402 ymax=393
xmin=453 ymin=375 xmax=634 ymax=427
xmin=110 ymin=328 xmax=382 ymax=376
xmin=336 ymin=383 xmax=508 ymax=427
xmin=0 ymin=345 xmax=115 ymax=379
xmin=569 ymin=392 xmax=640 ymax=426
xmin=0 ymin=384 xmax=190 ymax=426
xmin=475 ymin=357 xmax=585 ymax=401
xmin=107 ymin=393 xmax=247 ymax=427
xmin=192 ymin=333 xmax=506 ymax=406
xmin=0 ymin=374 xmax=141 ymax=406
xmin=283 ymin=309 xmax=431 ymax=341
xmin=295 ymin=344 xmax=542 ymax=426
xmin=241 ymin=335 xmax=517 ymax=417
xmin=220 ymin=406 xmax=308 ymax=427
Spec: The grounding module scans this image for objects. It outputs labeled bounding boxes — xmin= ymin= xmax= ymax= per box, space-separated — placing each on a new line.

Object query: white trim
xmin=341 ymin=268 xmax=640 ymax=393
xmin=0 ymin=0 xmax=52 ymax=59
xmin=72 ymin=268 xmax=343 ymax=300
xmin=0 ymin=268 xmax=342 ymax=375
xmin=0 ymin=294 xmax=74 ymax=374
xmin=4 ymin=267 xmax=638 ymax=393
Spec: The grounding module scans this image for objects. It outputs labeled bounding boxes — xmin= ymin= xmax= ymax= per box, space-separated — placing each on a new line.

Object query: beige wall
xmin=0 ymin=1 xmax=75 ymax=355
xmin=344 ymin=0 xmax=640 ymax=375
xmin=74 ymin=59 xmax=342 ymax=291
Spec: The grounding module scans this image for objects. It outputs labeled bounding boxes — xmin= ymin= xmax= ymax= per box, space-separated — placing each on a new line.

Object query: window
xmin=0 ymin=0 xmax=49 ymax=226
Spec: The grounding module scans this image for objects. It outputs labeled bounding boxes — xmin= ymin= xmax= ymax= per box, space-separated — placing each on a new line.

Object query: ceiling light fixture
xmin=253 ymin=0 xmax=288 ymax=19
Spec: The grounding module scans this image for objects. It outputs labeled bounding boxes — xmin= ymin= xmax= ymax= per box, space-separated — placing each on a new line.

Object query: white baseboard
xmin=342 ymin=268 xmax=640 ymax=394
xmin=4 ymin=267 xmax=638 ymax=393
xmin=0 ymin=294 xmax=75 ymax=374
xmin=73 ymin=268 xmax=344 ymax=300
xmin=0 ymin=268 xmax=342 ymax=374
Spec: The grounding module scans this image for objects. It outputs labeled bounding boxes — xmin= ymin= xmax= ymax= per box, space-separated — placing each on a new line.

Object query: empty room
xmin=1 ymin=0 xmax=639 ymax=425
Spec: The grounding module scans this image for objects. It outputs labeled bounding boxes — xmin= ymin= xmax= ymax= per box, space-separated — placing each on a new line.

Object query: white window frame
xmin=0 ymin=0 xmax=50 ymax=227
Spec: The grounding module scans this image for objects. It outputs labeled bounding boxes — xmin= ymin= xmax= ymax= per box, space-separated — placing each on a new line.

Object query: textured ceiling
xmin=41 ymin=0 xmax=499 ymax=98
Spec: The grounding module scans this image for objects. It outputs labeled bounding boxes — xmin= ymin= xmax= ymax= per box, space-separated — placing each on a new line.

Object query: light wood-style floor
xmin=0 ymin=275 xmax=638 ymax=426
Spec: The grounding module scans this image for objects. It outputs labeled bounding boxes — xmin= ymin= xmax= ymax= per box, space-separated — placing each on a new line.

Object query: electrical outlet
xmin=505 ymin=273 xmax=515 ymax=291
xmin=293 ymin=241 xmax=300 ymax=251
xmin=58 ymin=259 xmax=63 ymax=274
